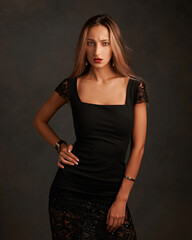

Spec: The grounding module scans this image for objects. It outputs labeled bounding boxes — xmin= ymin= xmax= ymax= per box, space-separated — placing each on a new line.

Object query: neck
xmin=86 ymin=64 xmax=120 ymax=83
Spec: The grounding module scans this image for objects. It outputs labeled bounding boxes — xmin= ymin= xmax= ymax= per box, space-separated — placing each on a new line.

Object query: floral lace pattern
xmin=55 ymin=78 xmax=70 ymax=103
xmin=48 ymin=196 xmax=137 ymax=240
xmin=135 ymin=80 xmax=149 ymax=104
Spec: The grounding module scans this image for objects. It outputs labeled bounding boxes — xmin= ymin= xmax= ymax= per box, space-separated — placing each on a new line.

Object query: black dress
xmin=48 ymin=75 xmax=149 ymax=239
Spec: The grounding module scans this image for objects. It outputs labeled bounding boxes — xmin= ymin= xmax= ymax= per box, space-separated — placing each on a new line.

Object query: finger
xmin=106 ymin=209 xmax=111 ymax=225
xmin=59 ymin=152 xmax=79 ymax=165
xmin=58 ymin=156 xmax=75 ymax=166
xmin=106 ymin=217 xmax=114 ymax=232
xmin=67 ymin=144 xmax=79 ymax=160
xmin=67 ymin=144 xmax=73 ymax=152
xmin=109 ymin=218 xmax=119 ymax=233
xmin=114 ymin=218 xmax=120 ymax=227
xmin=60 ymin=148 xmax=79 ymax=164
xmin=120 ymin=217 xmax=125 ymax=225
xmin=115 ymin=217 xmax=123 ymax=228
xmin=58 ymin=161 xmax=64 ymax=169
xmin=67 ymin=151 xmax=80 ymax=162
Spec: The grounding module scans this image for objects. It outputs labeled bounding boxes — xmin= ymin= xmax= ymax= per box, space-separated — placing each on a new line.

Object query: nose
xmin=94 ymin=43 xmax=101 ymax=56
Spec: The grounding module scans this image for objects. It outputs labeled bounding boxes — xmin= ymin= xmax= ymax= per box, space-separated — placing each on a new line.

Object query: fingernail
xmin=77 ymin=159 xmax=79 ymax=161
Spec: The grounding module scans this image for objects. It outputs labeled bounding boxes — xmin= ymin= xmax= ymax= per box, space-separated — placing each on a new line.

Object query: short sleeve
xmin=54 ymin=78 xmax=70 ymax=102
xmin=135 ymin=79 xmax=149 ymax=104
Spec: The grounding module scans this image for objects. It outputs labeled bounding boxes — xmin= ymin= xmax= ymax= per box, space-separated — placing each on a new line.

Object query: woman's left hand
xmin=106 ymin=199 xmax=127 ymax=233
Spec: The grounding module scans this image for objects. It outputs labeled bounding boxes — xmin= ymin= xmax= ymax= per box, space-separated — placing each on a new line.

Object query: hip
xmin=49 ymin=168 xmax=124 ymax=199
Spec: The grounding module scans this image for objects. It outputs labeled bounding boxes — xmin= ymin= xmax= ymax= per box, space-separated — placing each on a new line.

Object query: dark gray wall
xmin=0 ymin=0 xmax=191 ymax=239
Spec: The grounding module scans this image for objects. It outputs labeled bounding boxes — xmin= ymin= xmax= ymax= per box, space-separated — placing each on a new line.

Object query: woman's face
xmin=85 ymin=25 xmax=113 ymax=68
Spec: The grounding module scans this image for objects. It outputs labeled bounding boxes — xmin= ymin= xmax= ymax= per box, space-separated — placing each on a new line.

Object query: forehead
xmin=87 ymin=25 xmax=109 ymax=40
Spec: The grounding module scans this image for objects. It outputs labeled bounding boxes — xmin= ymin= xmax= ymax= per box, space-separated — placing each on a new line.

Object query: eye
xmin=103 ymin=42 xmax=110 ymax=45
xmin=87 ymin=41 xmax=94 ymax=45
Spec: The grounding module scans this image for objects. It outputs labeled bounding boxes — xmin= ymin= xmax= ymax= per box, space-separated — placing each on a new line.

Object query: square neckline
xmin=74 ymin=76 xmax=132 ymax=107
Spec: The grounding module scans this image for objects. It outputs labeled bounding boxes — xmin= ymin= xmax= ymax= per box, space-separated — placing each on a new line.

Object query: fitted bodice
xmin=49 ymin=75 xmax=149 ymax=201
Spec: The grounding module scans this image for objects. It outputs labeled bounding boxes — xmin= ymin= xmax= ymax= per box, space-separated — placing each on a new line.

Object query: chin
xmin=92 ymin=62 xmax=106 ymax=67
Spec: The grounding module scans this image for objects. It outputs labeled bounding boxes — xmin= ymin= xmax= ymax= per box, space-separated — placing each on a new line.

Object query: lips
xmin=93 ymin=58 xmax=103 ymax=63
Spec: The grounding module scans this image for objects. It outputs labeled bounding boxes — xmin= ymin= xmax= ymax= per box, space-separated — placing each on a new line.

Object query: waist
xmin=50 ymin=140 xmax=126 ymax=200
xmin=72 ymin=140 xmax=126 ymax=164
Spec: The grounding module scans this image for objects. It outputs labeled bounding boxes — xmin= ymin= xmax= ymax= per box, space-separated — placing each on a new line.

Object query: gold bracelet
xmin=124 ymin=175 xmax=135 ymax=181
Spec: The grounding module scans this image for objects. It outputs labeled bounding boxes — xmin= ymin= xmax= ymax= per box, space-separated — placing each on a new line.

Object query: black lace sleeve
xmin=55 ymin=78 xmax=70 ymax=102
xmin=135 ymin=79 xmax=149 ymax=104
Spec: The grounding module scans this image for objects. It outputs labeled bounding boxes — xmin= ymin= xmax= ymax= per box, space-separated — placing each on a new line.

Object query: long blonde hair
xmin=67 ymin=13 xmax=139 ymax=79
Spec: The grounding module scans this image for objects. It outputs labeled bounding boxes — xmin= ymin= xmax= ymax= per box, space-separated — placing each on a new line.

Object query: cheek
xmin=105 ymin=49 xmax=112 ymax=59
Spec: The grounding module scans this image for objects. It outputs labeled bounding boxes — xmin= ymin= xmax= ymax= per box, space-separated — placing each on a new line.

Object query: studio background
xmin=0 ymin=0 xmax=191 ymax=239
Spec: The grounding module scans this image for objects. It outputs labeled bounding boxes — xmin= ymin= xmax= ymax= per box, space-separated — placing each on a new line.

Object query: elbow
xmin=33 ymin=115 xmax=48 ymax=129
xmin=33 ymin=116 xmax=38 ymax=129
xmin=33 ymin=115 xmax=42 ymax=129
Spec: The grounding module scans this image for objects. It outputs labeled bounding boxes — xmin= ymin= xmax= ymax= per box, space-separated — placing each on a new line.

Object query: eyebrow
xmin=87 ymin=38 xmax=109 ymax=41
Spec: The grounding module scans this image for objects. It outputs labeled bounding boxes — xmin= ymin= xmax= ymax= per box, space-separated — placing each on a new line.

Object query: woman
xmin=33 ymin=13 xmax=149 ymax=240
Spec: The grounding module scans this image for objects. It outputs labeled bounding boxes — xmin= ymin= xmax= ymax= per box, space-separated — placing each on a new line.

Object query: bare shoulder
xmin=77 ymin=74 xmax=89 ymax=81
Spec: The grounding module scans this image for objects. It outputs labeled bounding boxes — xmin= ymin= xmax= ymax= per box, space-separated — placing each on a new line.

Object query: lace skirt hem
xmin=48 ymin=194 xmax=137 ymax=240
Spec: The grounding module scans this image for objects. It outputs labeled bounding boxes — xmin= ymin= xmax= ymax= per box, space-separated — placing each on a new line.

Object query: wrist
xmin=60 ymin=142 xmax=68 ymax=150
xmin=115 ymin=192 xmax=130 ymax=203
xmin=115 ymin=195 xmax=128 ymax=202
xmin=54 ymin=139 xmax=67 ymax=153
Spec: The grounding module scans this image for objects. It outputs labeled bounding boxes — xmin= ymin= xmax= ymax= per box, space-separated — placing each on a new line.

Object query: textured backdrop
xmin=0 ymin=0 xmax=191 ymax=239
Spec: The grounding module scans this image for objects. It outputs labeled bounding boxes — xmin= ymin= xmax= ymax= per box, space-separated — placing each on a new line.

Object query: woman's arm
xmin=33 ymin=91 xmax=68 ymax=148
xmin=33 ymin=89 xmax=79 ymax=168
xmin=115 ymin=101 xmax=148 ymax=202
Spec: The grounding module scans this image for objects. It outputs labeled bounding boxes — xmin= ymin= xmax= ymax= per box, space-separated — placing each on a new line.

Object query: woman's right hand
xmin=58 ymin=143 xmax=79 ymax=169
